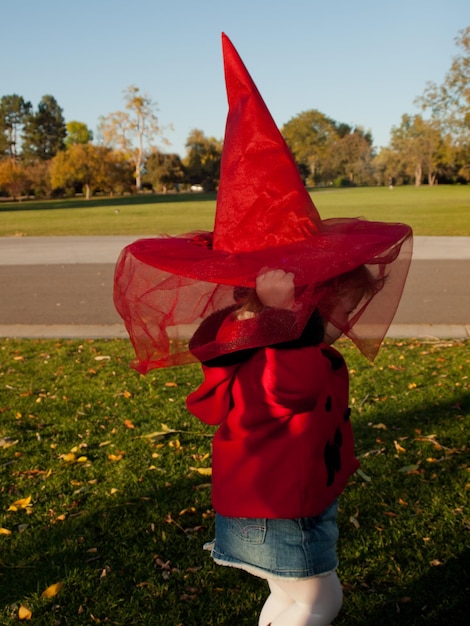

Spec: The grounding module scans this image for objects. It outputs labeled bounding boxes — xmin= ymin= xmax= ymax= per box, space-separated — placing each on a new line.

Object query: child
xmin=114 ymin=34 xmax=412 ymax=625
xmin=186 ymin=266 xmax=382 ymax=626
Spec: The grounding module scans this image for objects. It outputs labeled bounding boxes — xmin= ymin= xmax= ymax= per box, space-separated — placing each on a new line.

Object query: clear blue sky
xmin=2 ymin=0 xmax=469 ymax=156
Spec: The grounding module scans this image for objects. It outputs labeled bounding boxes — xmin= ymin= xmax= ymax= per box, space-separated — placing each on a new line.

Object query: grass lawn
xmin=0 ymin=185 xmax=469 ymax=237
xmin=1 ymin=337 xmax=469 ymax=625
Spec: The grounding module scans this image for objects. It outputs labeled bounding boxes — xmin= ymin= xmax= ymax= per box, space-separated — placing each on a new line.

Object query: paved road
xmin=0 ymin=236 xmax=469 ymax=339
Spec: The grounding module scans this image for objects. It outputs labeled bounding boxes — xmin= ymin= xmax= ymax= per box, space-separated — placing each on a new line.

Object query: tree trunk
xmin=414 ymin=162 xmax=422 ymax=186
xmin=85 ymin=183 xmax=91 ymax=200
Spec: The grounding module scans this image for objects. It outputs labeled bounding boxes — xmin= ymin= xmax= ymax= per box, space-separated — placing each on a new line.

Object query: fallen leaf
xmin=0 ymin=437 xmax=19 ymax=448
xmin=108 ymin=453 xmax=123 ymax=462
xmin=138 ymin=422 xmax=181 ymax=440
xmin=8 ymin=496 xmax=32 ymax=511
xmin=59 ymin=452 xmax=76 ymax=463
xmin=190 ymin=467 xmax=212 ymax=476
xmin=41 ymin=582 xmax=63 ymax=598
xmin=179 ymin=507 xmax=196 ymax=516
xmin=124 ymin=419 xmax=135 ymax=429
xmin=350 ymin=515 xmax=360 ymax=529
xmin=0 ymin=527 xmax=12 ymax=535
xmin=165 ymin=382 xmax=178 ymax=387
xmin=18 ymin=605 xmax=32 ymax=620
xmin=394 ymin=440 xmax=406 ymax=454
xmin=357 ymin=469 xmax=371 ymax=482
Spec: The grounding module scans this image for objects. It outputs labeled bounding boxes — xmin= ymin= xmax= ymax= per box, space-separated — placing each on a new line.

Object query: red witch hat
xmin=114 ymin=33 xmax=412 ymax=372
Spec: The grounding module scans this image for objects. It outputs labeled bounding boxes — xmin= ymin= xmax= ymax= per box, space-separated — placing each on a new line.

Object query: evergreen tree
xmin=22 ymin=95 xmax=66 ymax=161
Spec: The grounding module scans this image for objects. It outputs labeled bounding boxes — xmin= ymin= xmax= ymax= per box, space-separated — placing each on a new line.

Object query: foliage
xmin=0 ymin=337 xmax=468 ymax=624
xmin=65 ymin=121 xmax=93 ymax=148
xmin=388 ymin=115 xmax=449 ymax=186
xmin=143 ymin=151 xmax=185 ymax=192
xmin=50 ymin=144 xmax=133 ymax=199
xmin=281 ymin=109 xmax=340 ymax=184
xmin=323 ymin=131 xmax=375 ymax=186
xmin=21 ymin=95 xmax=67 ymax=162
xmin=0 ymin=159 xmax=31 ymax=200
xmin=183 ymin=129 xmax=223 ymax=191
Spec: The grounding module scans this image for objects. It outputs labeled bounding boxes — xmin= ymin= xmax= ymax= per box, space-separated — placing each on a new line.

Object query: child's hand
xmin=256 ymin=269 xmax=295 ymax=309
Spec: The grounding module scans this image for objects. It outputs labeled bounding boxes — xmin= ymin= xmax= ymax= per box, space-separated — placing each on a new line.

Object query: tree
xmin=0 ymin=95 xmax=32 ymax=159
xmin=184 ymin=129 xmax=222 ymax=190
xmin=50 ymin=144 xmax=133 ymax=199
xmin=373 ymin=147 xmax=405 ymax=186
xmin=390 ymin=114 xmax=445 ymax=185
xmin=0 ymin=159 xmax=31 ymax=199
xmin=281 ymin=110 xmax=340 ymax=185
xmin=22 ymin=95 xmax=66 ymax=161
xmin=417 ymin=26 xmax=470 ymax=143
xmin=143 ymin=151 xmax=184 ymax=192
xmin=98 ymin=85 xmax=166 ymax=191
xmin=65 ymin=121 xmax=93 ymax=148
xmin=26 ymin=160 xmax=53 ymax=198
xmin=323 ymin=131 xmax=375 ymax=186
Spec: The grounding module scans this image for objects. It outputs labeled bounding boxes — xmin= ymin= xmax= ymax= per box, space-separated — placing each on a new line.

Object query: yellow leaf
xmin=8 ymin=496 xmax=32 ymax=511
xmin=59 ymin=453 xmax=76 ymax=463
xmin=394 ymin=440 xmax=406 ymax=454
xmin=18 ymin=605 xmax=32 ymax=620
xmin=165 ymin=382 xmax=178 ymax=387
xmin=41 ymin=582 xmax=63 ymax=598
xmin=123 ymin=390 xmax=132 ymax=398
xmin=77 ymin=456 xmax=88 ymax=463
xmin=408 ymin=382 xmax=417 ymax=389
xmin=108 ymin=453 xmax=123 ymax=462
xmin=190 ymin=467 xmax=212 ymax=476
xmin=124 ymin=419 xmax=135 ymax=429
xmin=0 ymin=527 xmax=12 ymax=535
xmin=110 ymin=488 xmax=119 ymax=495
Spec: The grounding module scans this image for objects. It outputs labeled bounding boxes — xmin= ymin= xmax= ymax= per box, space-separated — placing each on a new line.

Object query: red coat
xmin=187 ymin=342 xmax=359 ymax=519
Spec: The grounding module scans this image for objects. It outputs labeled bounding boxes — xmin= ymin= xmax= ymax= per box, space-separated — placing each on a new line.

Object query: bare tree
xmin=98 ymin=85 xmax=168 ymax=191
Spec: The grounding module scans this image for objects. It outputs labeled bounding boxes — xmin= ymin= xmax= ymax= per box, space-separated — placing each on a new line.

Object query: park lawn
xmin=0 ymin=185 xmax=469 ymax=237
xmin=0 ymin=337 xmax=469 ymax=625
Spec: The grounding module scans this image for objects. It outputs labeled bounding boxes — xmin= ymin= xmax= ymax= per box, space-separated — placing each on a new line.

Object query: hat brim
xmin=127 ymin=218 xmax=411 ymax=287
xmin=114 ymin=218 xmax=412 ymax=372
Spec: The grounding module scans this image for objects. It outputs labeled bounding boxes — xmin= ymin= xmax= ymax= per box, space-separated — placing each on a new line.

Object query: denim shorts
xmin=204 ymin=500 xmax=339 ymax=580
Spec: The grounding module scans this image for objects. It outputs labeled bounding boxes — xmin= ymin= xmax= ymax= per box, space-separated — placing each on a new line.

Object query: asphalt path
xmin=0 ymin=236 xmax=469 ymax=339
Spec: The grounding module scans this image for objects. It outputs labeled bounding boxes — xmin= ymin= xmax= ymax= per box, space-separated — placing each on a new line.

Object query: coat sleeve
xmin=186 ymin=363 xmax=239 ymax=425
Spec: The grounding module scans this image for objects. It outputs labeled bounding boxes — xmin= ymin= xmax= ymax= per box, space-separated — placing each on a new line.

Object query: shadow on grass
xmin=0 ymin=192 xmax=217 ymax=213
xmin=365 ymin=548 xmax=470 ymax=626
xmin=0 ymin=476 xmax=260 ymax=625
